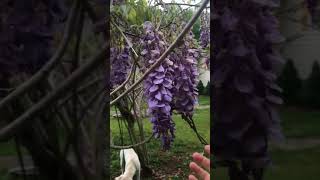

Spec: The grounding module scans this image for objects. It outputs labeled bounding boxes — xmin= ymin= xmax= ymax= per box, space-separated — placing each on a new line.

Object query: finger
xmin=204 ymin=145 xmax=210 ymax=156
xmin=189 ymin=174 xmax=198 ymax=180
xmin=192 ymin=152 xmax=210 ymax=172
xmin=189 ymin=162 xmax=210 ymax=180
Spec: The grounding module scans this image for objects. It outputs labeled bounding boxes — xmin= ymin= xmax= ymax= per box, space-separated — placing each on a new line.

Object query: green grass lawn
xmin=280 ymin=107 xmax=320 ymax=138
xmin=0 ymin=141 xmax=17 ymax=156
xmin=214 ymin=145 xmax=320 ymax=180
xmin=1 ymin=95 xmax=320 ymax=179
xmin=198 ymin=95 xmax=210 ymax=106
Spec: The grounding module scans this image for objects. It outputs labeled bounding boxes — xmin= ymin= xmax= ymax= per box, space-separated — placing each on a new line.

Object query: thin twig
xmin=182 ymin=115 xmax=208 ymax=145
xmin=111 ymin=19 xmax=139 ymax=58
xmin=110 ymin=0 xmax=209 ymax=105
xmin=57 ymin=76 xmax=104 ymax=107
xmin=0 ymin=43 xmax=108 ymax=141
xmin=110 ymin=133 xmax=154 ymax=149
xmin=153 ymin=2 xmax=210 ymax=8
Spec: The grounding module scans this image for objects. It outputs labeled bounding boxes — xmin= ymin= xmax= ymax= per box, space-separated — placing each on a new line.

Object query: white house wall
xmin=279 ymin=0 xmax=320 ymax=79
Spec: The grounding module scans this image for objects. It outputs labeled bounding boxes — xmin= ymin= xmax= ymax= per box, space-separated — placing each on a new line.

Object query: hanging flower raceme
xmin=110 ymin=46 xmax=132 ymax=88
xmin=212 ymin=0 xmax=284 ymax=178
xmin=140 ymin=21 xmax=175 ymax=150
xmin=199 ymin=11 xmax=210 ymax=49
xmin=199 ymin=11 xmax=210 ymax=70
xmin=171 ymin=32 xmax=200 ymax=117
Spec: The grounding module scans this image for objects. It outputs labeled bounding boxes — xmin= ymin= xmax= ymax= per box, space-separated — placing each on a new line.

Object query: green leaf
xmin=120 ymin=4 xmax=129 ymax=19
xmin=128 ymin=8 xmax=137 ymax=24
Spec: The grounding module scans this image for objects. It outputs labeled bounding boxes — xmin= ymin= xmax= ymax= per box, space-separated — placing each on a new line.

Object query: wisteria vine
xmin=110 ymin=0 xmax=210 ymax=150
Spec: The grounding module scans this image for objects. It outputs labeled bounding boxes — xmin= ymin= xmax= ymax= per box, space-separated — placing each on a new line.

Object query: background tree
xmin=278 ymin=59 xmax=302 ymax=105
xmin=197 ymin=80 xmax=205 ymax=95
xmin=305 ymin=61 xmax=320 ymax=108
xmin=204 ymin=81 xmax=210 ymax=96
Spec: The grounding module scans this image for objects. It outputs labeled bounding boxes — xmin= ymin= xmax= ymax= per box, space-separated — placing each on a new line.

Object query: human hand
xmin=189 ymin=145 xmax=210 ymax=180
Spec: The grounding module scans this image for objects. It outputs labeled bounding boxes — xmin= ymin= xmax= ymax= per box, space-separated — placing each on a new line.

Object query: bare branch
xmin=111 ymin=19 xmax=139 ymax=58
xmin=110 ymin=133 xmax=154 ymax=149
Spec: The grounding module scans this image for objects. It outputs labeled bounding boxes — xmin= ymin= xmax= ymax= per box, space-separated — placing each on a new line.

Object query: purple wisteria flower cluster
xmin=199 ymin=12 xmax=210 ymax=69
xmin=171 ymin=32 xmax=200 ymax=117
xmin=140 ymin=21 xmax=175 ymax=150
xmin=199 ymin=11 xmax=210 ymax=49
xmin=110 ymin=46 xmax=132 ymax=88
xmin=212 ymin=0 xmax=284 ymax=178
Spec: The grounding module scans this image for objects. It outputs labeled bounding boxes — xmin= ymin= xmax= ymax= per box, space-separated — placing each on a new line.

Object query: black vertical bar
xmin=105 ymin=0 xmax=111 ymax=179
xmin=210 ymin=0 xmax=214 ymax=155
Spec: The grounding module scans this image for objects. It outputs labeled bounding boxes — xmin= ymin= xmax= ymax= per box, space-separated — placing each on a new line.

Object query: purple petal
xmin=141 ymin=49 xmax=148 ymax=55
xmin=163 ymin=94 xmax=172 ymax=102
xmin=155 ymin=92 xmax=162 ymax=100
xmin=156 ymin=65 xmax=165 ymax=72
xmin=149 ymin=85 xmax=159 ymax=92
xmin=153 ymin=78 xmax=164 ymax=84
